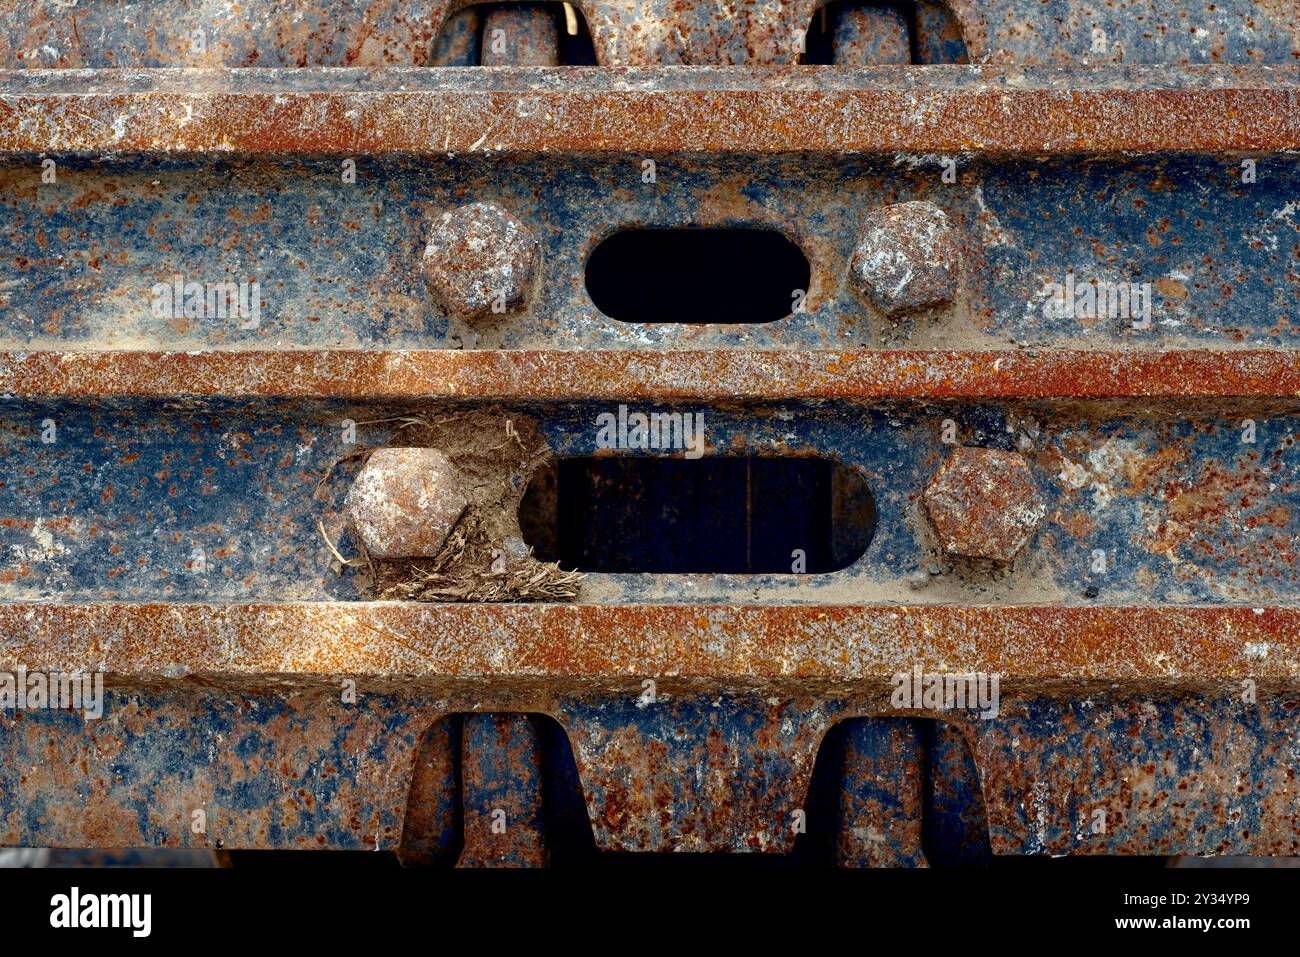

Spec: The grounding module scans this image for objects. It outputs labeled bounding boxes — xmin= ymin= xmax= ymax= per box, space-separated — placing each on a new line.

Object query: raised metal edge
xmin=1 ymin=602 xmax=1295 ymax=682
xmin=2 ymin=65 xmax=1298 ymax=155
xmin=3 ymin=349 xmax=1299 ymax=399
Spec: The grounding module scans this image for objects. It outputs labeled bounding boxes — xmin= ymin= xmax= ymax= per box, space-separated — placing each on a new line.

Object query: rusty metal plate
xmin=2 ymin=0 xmax=1300 ymax=868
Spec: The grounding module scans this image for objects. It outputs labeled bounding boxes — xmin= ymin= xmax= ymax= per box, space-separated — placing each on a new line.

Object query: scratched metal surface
xmin=4 ymin=0 xmax=1300 ymax=865
xmin=4 ymin=65 xmax=1297 ymax=160
xmin=0 ymin=399 xmax=1295 ymax=604
xmin=833 ymin=718 xmax=928 ymax=866
xmin=4 ymin=686 xmax=1296 ymax=857
xmin=457 ymin=713 xmax=548 ymax=865
xmin=0 ymin=154 xmax=1296 ymax=350
xmin=0 ymin=685 xmax=441 ymax=850
xmin=2 ymin=0 xmax=1296 ymax=66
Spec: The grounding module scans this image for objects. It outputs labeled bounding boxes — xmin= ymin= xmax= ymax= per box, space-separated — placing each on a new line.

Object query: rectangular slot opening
xmin=520 ymin=456 xmax=874 ymax=574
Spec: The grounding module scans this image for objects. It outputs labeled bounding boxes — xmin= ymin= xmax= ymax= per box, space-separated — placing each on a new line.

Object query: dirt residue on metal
xmin=334 ymin=409 xmax=582 ymax=602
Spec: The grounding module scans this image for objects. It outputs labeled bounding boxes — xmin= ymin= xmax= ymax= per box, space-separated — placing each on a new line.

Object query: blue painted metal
xmin=835 ymin=718 xmax=929 ymax=866
xmin=2 ymin=0 xmax=1299 ymax=868
xmin=5 ymin=684 xmax=1295 ymax=859
xmin=0 ymin=686 xmax=439 ymax=850
xmin=1 ymin=399 xmax=1294 ymax=605
xmin=2 ymin=0 xmax=1294 ymax=68
xmin=458 ymin=713 xmax=548 ymax=866
xmin=0 ymin=154 xmax=1296 ymax=350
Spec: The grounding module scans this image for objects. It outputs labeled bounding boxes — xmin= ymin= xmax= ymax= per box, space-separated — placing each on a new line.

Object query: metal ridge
xmin=1 ymin=602 xmax=1295 ymax=681
xmin=2 ymin=65 xmax=1299 ymax=155
xmin=4 ymin=349 xmax=1300 ymax=400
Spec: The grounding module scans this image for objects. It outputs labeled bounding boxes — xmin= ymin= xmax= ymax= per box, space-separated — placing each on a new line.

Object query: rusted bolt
xmin=422 ymin=202 xmax=538 ymax=321
xmin=849 ymin=200 xmax=960 ymax=318
xmin=923 ymin=447 xmax=1045 ymax=563
xmin=345 ymin=448 xmax=468 ymax=559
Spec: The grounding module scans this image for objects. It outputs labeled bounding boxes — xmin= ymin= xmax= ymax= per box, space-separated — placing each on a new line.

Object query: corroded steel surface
xmin=1 ymin=67 xmax=1298 ymax=155
xmin=924 ymin=721 xmax=990 ymax=866
xmin=0 ymin=685 xmax=443 ymax=850
xmin=967 ymin=692 xmax=1300 ymax=857
xmin=0 ymin=0 xmax=446 ymax=68
xmin=4 ymin=2 xmax=1299 ymax=865
xmin=5 ymin=349 xmax=1300 ymax=398
xmin=4 ymin=685 xmax=1297 ymax=856
xmin=835 ymin=719 xmax=928 ymax=867
xmin=563 ymin=690 xmax=832 ymax=852
xmin=2 ymin=0 xmax=1296 ymax=67
xmin=1 ymin=603 xmax=1297 ymax=682
xmin=2 ymin=147 xmax=1295 ymax=352
xmin=479 ymin=6 xmax=561 ymax=67
xmin=1 ymin=398 xmax=1296 ymax=606
xmin=827 ymin=4 xmax=912 ymax=67
xmin=458 ymin=713 xmax=548 ymax=866
xmin=395 ymin=717 xmax=459 ymax=865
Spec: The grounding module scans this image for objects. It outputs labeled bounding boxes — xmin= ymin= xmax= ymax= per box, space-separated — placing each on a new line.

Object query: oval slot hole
xmin=585 ymin=229 xmax=811 ymax=324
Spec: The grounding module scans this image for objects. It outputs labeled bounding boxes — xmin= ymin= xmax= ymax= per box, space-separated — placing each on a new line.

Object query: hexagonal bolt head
xmin=849 ymin=201 xmax=960 ymax=319
xmin=421 ymin=201 xmax=538 ymax=321
xmin=345 ymin=448 xmax=468 ymax=559
xmin=923 ymin=447 xmax=1046 ymax=563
